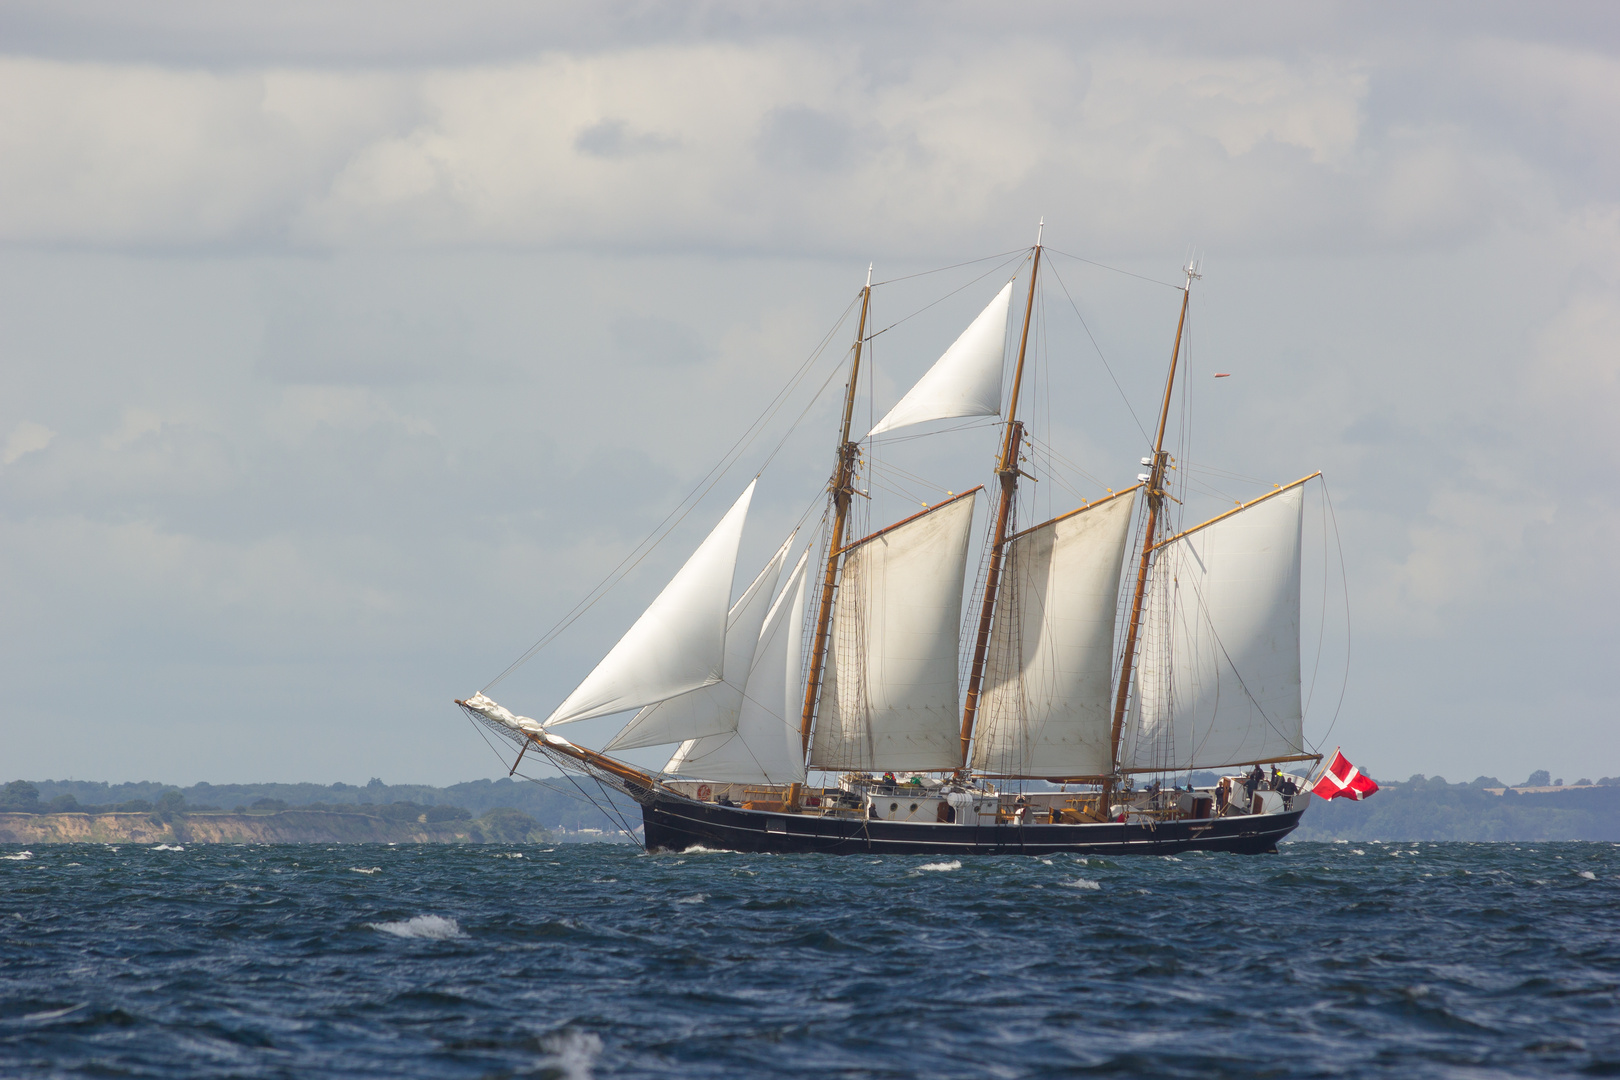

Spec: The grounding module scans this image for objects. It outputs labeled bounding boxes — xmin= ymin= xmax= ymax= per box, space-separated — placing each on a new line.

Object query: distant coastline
xmin=0 ymin=807 xmax=551 ymax=846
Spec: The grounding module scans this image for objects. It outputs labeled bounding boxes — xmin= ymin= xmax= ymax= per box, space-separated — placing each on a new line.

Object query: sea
xmin=2 ymin=841 xmax=1616 ymax=1079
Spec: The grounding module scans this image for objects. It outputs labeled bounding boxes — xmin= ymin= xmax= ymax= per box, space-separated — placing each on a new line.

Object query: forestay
xmin=810 ymin=491 xmax=979 ymax=772
xmin=971 ymin=490 xmax=1138 ymax=777
xmin=545 ymin=482 xmax=755 ymax=726
xmin=606 ymin=533 xmax=794 ymax=752
xmin=665 ymin=549 xmax=811 ymax=785
xmin=1127 ymin=485 xmax=1306 ymax=772
xmin=867 ymin=283 xmax=1013 ymax=437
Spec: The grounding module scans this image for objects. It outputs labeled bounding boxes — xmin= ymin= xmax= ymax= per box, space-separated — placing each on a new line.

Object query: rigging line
xmin=865 ymin=418 xmax=1002 ymax=445
xmin=864 ymin=251 xmax=1030 ymax=342
xmin=483 ymin=292 xmax=861 ymax=693
xmin=1044 ymin=259 xmax=1154 ymax=449
xmin=1309 ymin=478 xmax=1352 ymax=751
xmin=1301 ymin=483 xmax=1330 ymax=718
xmin=1045 ymin=247 xmax=1183 ymax=290
xmin=869 ymin=247 xmax=1027 ymax=287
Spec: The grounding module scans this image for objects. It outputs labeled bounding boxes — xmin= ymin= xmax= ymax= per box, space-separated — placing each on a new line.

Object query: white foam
xmin=916 ymin=860 xmax=961 ymax=872
xmin=3 ymin=851 xmax=32 ymax=861
xmin=1578 ymin=870 xmax=1597 ymax=880
xmin=539 ymin=1029 xmax=603 ymax=1080
xmin=368 ymin=914 xmax=465 ymax=939
xmin=151 ymin=844 xmax=184 ymax=852
xmin=679 ymin=844 xmax=740 ymax=855
xmin=1351 ymin=849 xmax=1365 ymax=855
xmin=350 ymin=867 xmax=382 ymax=875
xmin=1064 ymin=877 xmax=1101 ymax=890
xmin=675 ymin=893 xmax=707 ymax=904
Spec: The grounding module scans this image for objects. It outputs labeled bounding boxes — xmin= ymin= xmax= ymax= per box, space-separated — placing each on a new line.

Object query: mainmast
xmin=797 ymin=266 xmax=874 ymax=765
xmin=958 ymin=223 xmax=1043 ymax=767
xmin=1107 ymin=261 xmax=1200 ymax=785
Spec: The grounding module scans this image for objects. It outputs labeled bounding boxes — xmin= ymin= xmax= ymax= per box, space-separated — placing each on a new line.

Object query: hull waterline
xmin=642 ymin=797 xmax=1301 ymax=856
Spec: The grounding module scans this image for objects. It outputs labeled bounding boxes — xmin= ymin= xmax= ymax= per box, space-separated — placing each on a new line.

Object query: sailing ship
xmin=459 ymin=227 xmax=1332 ymax=855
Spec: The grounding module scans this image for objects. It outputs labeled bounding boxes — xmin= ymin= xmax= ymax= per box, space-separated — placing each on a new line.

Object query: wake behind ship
xmin=458 ymin=226 xmax=1343 ymax=856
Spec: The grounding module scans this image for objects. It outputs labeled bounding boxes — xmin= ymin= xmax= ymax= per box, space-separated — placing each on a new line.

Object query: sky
xmin=2 ymin=2 xmax=1616 ymax=788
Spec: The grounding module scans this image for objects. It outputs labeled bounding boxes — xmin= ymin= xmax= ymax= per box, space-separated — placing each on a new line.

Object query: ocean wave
xmin=350 ymin=867 xmax=382 ymax=875
xmin=3 ymin=851 xmax=33 ymax=861
xmin=674 ymin=893 xmax=707 ymax=904
xmin=916 ymin=860 xmax=961 ymax=872
xmin=150 ymin=844 xmax=184 ymax=852
xmin=1064 ymin=877 xmax=1102 ymax=890
xmin=367 ymin=915 xmax=465 ymax=940
xmin=539 ymin=1029 xmax=602 ymax=1080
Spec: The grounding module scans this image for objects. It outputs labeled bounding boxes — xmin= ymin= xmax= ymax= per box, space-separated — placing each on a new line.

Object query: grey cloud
xmin=575 ymin=119 xmax=678 ymax=159
xmin=610 ymin=314 xmax=707 ymax=366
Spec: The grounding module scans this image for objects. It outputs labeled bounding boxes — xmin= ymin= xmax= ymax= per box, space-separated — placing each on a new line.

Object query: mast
xmin=958 ymin=223 xmax=1043 ymax=767
xmin=798 ymin=266 xmax=874 ymax=762
xmin=1106 ymin=261 xmax=1200 ymax=788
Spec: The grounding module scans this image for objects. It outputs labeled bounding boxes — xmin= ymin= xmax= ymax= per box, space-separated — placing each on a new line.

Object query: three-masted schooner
xmin=460 ymin=228 xmax=1329 ymax=855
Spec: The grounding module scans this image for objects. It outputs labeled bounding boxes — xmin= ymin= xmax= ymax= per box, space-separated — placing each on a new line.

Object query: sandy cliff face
xmin=0 ymin=811 xmax=483 ymax=844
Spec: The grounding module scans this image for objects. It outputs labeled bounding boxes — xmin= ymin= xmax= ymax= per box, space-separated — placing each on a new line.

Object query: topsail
xmin=867 ymin=283 xmax=1013 ymax=437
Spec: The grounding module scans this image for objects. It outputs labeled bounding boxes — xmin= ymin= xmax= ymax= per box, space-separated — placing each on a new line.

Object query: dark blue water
xmin=2 ymin=841 xmax=1616 ymax=1078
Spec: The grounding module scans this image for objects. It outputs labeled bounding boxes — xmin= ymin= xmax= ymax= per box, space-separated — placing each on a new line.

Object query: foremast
xmin=794 ymin=265 xmax=874 ymax=798
xmin=1105 ymin=261 xmax=1200 ymax=800
xmin=958 ymin=226 xmax=1043 ymax=767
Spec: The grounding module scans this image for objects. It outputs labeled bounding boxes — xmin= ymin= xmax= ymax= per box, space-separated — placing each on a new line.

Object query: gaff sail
xmin=1127 ymin=484 xmax=1307 ymax=772
xmin=809 ymin=490 xmax=980 ymax=772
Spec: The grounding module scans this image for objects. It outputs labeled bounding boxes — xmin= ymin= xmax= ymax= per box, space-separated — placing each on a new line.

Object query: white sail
xmin=1127 ymin=485 xmax=1306 ymax=772
xmin=666 ymin=549 xmax=811 ymax=784
xmin=606 ymin=533 xmax=793 ymax=751
xmin=809 ymin=491 xmax=979 ymax=772
xmin=971 ymin=490 xmax=1138 ymax=777
xmin=545 ymin=481 xmax=755 ymax=726
xmin=867 ymin=283 xmax=1013 ymax=438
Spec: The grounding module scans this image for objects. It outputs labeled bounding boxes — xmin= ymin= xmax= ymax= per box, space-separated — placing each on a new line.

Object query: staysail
xmin=809 ymin=490 xmax=979 ymax=772
xmin=605 ymin=533 xmax=794 ymax=751
xmin=665 ymin=549 xmax=811 ymax=784
xmin=971 ymin=489 xmax=1138 ymax=777
xmin=544 ymin=481 xmax=755 ymax=726
xmin=1127 ymin=484 xmax=1307 ymax=771
xmin=867 ymin=283 xmax=1013 ymax=437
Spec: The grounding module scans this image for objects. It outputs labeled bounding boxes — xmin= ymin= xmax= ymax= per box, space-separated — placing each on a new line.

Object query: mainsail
xmin=665 ymin=549 xmax=811 ymax=784
xmin=545 ymin=481 xmax=755 ymax=726
xmin=809 ymin=490 xmax=979 ymax=772
xmin=971 ymin=489 xmax=1138 ymax=777
xmin=867 ymin=283 xmax=1013 ymax=437
xmin=605 ymin=533 xmax=794 ymax=751
xmin=1127 ymin=484 xmax=1307 ymax=771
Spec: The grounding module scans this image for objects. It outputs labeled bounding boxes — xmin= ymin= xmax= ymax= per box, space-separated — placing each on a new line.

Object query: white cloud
xmin=3 ymin=420 xmax=55 ymax=464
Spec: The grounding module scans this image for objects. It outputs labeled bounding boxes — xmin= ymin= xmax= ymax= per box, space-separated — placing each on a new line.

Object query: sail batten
xmin=809 ymin=490 xmax=979 ymax=772
xmin=1127 ymin=485 xmax=1307 ymax=772
xmin=606 ymin=533 xmax=793 ymax=752
xmin=545 ymin=481 xmax=755 ymax=727
xmin=867 ymin=283 xmax=1013 ymax=438
xmin=970 ymin=490 xmax=1138 ymax=777
xmin=666 ymin=550 xmax=811 ymax=784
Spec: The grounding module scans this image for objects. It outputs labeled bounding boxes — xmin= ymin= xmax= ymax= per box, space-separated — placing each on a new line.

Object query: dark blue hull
xmin=642 ymin=797 xmax=1301 ymax=855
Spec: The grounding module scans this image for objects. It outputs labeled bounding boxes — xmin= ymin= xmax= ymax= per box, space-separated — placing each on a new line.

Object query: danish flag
xmin=1312 ymin=748 xmax=1379 ymax=801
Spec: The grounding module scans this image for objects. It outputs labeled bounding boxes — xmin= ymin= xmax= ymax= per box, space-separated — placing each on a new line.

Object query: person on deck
xmin=1245 ymin=766 xmax=1264 ymax=801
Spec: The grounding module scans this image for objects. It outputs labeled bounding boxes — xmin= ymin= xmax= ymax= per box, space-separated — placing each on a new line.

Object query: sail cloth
xmin=605 ymin=533 xmax=794 ymax=751
xmin=809 ymin=490 xmax=979 ymax=772
xmin=866 ymin=283 xmax=1013 ymax=438
xmin=665 ymin=549 xmax=811 ymax=784
xmin=544 ymin=482 xmax=755 ymax=727
xmin=970 ymin=490 xmax=1138 ymax=777
xmin=1126 ymin=485 xmax=1307 ymax=772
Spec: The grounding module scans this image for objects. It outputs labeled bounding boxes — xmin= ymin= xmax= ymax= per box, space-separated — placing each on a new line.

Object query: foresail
xmin=1127 ymin=485 xmax=1307 ymax=772
xmin=971 ymin=490 xmax=1137 ymax=777
xmin=867 ymin=283 xmax=1013 ymax=438
xmin=606 ymin=532 xmax=793 ymax=752
xmin=545 ymin=481 xmax=755 ymax=726
xmin=665 ymin=549 xmax=810 ymax=785
xmin=809 ymin=490 xmax=979 ymax=772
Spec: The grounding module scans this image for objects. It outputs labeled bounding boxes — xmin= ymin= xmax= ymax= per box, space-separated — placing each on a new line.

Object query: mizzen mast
xmin=1107 ymin=261 xmax=1200 ymax=780
xmin=798 ymin=265 xmax=874 ymax=760
xmin=958 ymin=223 xmax=1043 ymax=767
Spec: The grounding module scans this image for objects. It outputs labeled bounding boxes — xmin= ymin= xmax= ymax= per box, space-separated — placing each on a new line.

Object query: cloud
xmin=3 ymin=420 xmax=55 ymax=464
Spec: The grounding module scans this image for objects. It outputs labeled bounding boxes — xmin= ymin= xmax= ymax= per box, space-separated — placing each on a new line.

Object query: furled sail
xmin=545 ymin=481 xmax=756 ymax=726
xmin=1126 ymin=485 xmax=1306 ymax=772
xmin=605 ymin=533 xmax=794 ymax=751
xmin=665 ymin=549 xmax=811 ymax=784
xmin=809 ymin=490 xmax=979 ymax=772
xmin=970 ymin=489 xmax=1138 ymax=777
xmin=867 ymin=283 xmax=1013 ymax=437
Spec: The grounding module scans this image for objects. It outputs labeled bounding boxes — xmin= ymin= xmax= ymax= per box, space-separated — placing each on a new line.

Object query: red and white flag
xmin=1312 ymin=748 xmax=1379 ymax=801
